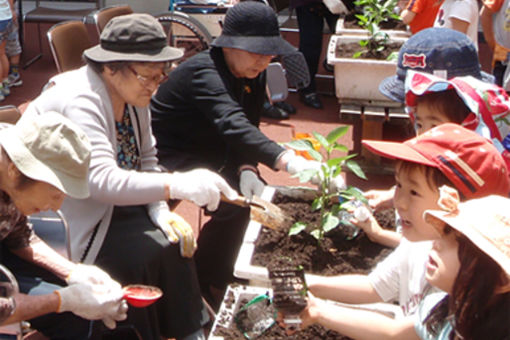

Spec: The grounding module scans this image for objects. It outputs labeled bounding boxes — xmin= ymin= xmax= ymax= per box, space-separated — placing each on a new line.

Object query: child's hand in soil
xmin=350 ymin=210 xmax=401 ymax=248
xmin=364 ymin=187 xmax=395 ymax=211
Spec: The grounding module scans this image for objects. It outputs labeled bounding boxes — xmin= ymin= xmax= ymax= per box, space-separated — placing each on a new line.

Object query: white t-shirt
xmin=368 ymin=238 xmax=437 ymax=316
xmin=433 ymin=0 xmax=479 ymax=49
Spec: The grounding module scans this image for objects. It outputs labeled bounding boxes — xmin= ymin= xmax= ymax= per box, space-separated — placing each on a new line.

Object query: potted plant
xmin=233 ymin=126 xmax=394 ymax=286
xmin=328 ymin=0 xmax=408 ymax=106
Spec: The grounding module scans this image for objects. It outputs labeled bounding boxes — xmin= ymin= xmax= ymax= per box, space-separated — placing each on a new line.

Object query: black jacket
xmin=151 ymin=47 xmax=285 ymax=173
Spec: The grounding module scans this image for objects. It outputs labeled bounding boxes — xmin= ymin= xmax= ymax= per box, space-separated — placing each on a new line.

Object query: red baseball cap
xmin=362 ymin=123 xmax=510 ymax=198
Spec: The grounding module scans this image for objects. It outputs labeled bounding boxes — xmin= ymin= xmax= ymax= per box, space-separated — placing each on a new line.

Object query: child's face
xmin=393 ymin=165 xmax=442 ymax=241
xmin=426 ymin=231 xmax=460 ymax=293
xmin=414 ymin=101 xmax=451 ymax=135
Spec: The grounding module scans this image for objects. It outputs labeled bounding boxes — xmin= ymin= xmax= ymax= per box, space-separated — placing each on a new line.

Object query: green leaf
xmin=322 ymin=212 xmax=340 ymax=233
xmin=295 ymin=168 xmax=319 ymax=183
xmin=310 ymin=229 xmax=321 ymax=240
xmin=332 ymin=143 xmax=349 ymax=152
xmin=285 ymin=139 xmax=314 ymax=152
xmin=359 ymin=39 xmax=369 ymax=47
xmin=326 ymin=126 xmax=349 ymax=145
xmin=312 ymin=132 xmax=329 ymax=150
xmin=386 ymin=51 xmax=399 ymax=62
xmin=289 ymin=222 xmax=307 ymax=236
xmin=307 ymin=148 xmax=323 ymax=162
xmin=353 ymin=51 xmax=363 ymax=58
xmin=346 ymin=160 xmax=367 ymax=180
xmin=311 ymin=197 xmax=323 ymax=211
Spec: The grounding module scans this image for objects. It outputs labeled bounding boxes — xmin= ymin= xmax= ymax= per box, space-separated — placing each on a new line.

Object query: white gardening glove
xmin=285 ymin=151 xmax=346 ymax=192
xmin=239 ymin=170 xmax=265 ymax=201
xmin=168 ymin=168 xmax=238 ymax=211
xmin=65 ymin=264 xmax=116 ymax=287
xmin=56 ymin=283 xmax=128 ymax=329
xmin=148 ymin=201 xmax=196 ymax=258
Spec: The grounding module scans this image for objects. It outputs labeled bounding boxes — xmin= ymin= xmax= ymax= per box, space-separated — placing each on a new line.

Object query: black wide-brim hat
xmin=212 ymin=1 xmax=296 ymax=56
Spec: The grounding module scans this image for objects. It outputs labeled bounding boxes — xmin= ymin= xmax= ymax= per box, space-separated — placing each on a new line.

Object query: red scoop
xmin=123 ymin=284 xmax=163 ymax=308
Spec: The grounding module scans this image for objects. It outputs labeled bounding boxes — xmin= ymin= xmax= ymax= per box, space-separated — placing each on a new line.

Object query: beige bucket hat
xmin=0 ymin=112 xmax=91 ymax=199
xmin=424 ymin=192 xmax=510 ymax=277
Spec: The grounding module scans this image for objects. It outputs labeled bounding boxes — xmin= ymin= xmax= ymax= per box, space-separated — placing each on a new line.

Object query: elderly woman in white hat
xmin=0 ymin=113 xmax=127 ymax=339
xmin=21 ymin=13 xmax=238 ymax=340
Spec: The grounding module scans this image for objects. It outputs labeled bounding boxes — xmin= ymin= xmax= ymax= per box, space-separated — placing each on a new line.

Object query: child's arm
xmin=351 ymin=212 xmax=402 ymax=248
xmin=480 ymin=5 xmax=496 ymax=50
xmin=306 ymin=274 xmax=383 ymax=304
xmin=400 ymin=9 xmax=417 ymax=25
xmin=299 ymin=292 xmax=419 ymax=340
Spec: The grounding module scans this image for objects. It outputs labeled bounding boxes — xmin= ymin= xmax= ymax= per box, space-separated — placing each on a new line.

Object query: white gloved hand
xmin=285 ymin=151 xmax=346 ymax=192
xmin=65 ymin=264 xmax=116 ymax=287
xmin=239 ymin=170 xmax=265 ymax=201
xmin=148 ymin=201 xmax=196 ymax=257
xmin=168 ymin=168 xmax=238 ymax=211
xmin=56 ymin=283 xmax=127 ymax=329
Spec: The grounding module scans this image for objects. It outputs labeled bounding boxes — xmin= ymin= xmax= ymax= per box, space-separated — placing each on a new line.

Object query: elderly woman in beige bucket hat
xmin=0 ymin=113 xmax=128 ymax=338
xmin=21 ymin=13 xmax=238 ymax=340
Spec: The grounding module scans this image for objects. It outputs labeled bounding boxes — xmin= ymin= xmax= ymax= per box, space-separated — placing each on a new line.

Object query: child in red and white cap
xmin=305 ymin=124 xmax=509 ymax=325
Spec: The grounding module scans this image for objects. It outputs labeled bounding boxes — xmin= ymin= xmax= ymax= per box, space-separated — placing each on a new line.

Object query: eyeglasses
xmin=128 ymin=66 xmax=169 ymax=88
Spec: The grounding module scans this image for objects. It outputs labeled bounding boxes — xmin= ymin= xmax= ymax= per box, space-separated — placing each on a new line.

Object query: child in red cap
xmin=305 ymin=123 xmax=509 ymax=324
xmin=287 ymin=192 xmax=510 ymax=339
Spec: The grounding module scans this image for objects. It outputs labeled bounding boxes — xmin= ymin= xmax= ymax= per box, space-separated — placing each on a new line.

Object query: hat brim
xmin=211 ymin=35 xmax=297 ymax=56
xmin=0 ymin=128 xmax=89 ymax=199
xmin=362 ymin=140 xmax=436 ymax=167
xmin=379 ymin=75 xmax=405 ymax=103
xmin=379 ymin=70 xmax=495 ymax=105
xmin=83 ymin=44 xmax=184 ymax=63
xmin=424 ymin=209 xmax=510 ymax=276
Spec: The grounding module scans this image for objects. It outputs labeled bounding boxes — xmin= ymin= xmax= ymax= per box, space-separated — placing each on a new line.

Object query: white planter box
xmin=327 ymin=34 xmax=407 ymax=107
xmin=233 ymin=186 xmax=323 ymax=287
xmin=208 ymin=284 xmax=403 ymax=340
xmin=335 ymin=18 xmax=411 ymax=38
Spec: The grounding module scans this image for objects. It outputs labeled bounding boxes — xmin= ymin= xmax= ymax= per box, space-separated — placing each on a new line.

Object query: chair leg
xmin=22 ymin=23 xmax=43 ymax=69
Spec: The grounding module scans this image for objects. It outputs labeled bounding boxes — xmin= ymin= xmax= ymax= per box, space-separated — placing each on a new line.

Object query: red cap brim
xmin=362 ymin=140 xmax=436 ymax=167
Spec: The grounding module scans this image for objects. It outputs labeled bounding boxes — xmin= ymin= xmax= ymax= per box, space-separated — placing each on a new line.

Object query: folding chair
xmin=93 ymin=4 xmax=133 ymax=34
xmin=47 ymin=20 xmax=93 ymax=73
xmin=22 ymin=0 xmax=102 ymax=68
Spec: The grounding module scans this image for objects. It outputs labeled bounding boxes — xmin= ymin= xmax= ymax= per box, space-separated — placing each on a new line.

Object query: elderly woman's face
xmin=111 ymin=62 xmax=168 ymax=107
xmin=223 ymin=48 xmax=274 ymax=79
xmin=9 ymin=179 xmax=66 ymax=216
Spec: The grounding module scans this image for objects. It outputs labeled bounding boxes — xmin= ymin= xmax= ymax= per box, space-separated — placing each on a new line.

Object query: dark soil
xmin=343 ymin=12 xmax=408 ymax=30
xmin=336 ymin=41 xmax=403 ymax=60
xmin=252 ymin=192 xmax=394 ymax=276
xmin=213 ymin=192 xmax=396 ymax=339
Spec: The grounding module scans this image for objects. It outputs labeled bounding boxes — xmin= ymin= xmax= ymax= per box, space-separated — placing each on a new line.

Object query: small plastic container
xmin=123 ymin=284 xmax=163 ymax=308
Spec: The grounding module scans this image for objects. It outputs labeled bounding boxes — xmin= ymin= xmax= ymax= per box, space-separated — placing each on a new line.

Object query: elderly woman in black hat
xmin=150 ymin=1 xmax=346 ymax=309
xmin=21 ymin=13 xmax=239 ymax=340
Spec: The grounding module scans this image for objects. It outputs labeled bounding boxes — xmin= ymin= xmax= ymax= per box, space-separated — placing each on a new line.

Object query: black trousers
xmin=296 ymin=2 xmax=339 ymax=94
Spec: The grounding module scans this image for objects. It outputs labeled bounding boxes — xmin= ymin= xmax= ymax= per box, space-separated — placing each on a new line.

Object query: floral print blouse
xmin=116 ymin=107 xmax=140 ymax=170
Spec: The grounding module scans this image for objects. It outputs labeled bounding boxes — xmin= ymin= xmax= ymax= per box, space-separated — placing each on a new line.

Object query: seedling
xmin=284 ymin=126 xmax=367 ymax=241
xmin=352 ymin=0 xmax=400 ymax=59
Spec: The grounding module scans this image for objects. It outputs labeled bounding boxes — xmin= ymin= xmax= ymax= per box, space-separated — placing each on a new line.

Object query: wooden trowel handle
xmin=220 ymin=193 xmax=251 ymax=207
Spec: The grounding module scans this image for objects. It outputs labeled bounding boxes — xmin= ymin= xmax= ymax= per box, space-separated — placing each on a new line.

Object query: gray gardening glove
xmin=56 ymin=283 xmax=127 ymax=329
xmin=239 ymin=170 xmax=265 ymax=201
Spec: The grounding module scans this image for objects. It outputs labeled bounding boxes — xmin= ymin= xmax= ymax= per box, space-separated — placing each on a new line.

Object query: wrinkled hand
xmin=239 ymin=170 xmax=265 ymax=201
xmin=169 ymin=168 xmax=238 ymax=211
xmin=148 ymin=201 xmax=196 ymax=257
xmin=56 ymin=283 xmax=127 ymax=329
xmin=285 ymin=152 xmax=346 ymax=192
xmin=363 ymin=188 xmax=395 ymax=211
xmin=66 ymin=264 xmax=115 ymax=287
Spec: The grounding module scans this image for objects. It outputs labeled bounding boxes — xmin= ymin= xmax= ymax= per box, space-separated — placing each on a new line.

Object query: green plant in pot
xmin=284 ymin=126 xmax=367 ymax=241
xmin=353 ymin=0 xmax=400 ymax=60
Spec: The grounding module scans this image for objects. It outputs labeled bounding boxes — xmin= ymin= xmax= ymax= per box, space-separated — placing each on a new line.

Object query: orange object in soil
xmin=123 ymin=284 xmax=163 ymax=308
xmin=293 ymin=132 xmax=321 ymax=160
